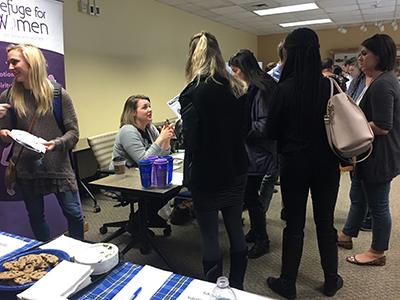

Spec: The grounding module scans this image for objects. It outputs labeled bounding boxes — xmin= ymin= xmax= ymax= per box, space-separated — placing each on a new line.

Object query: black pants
xmin=193 ymin=176 xmax=247 ymax=261
xmin=279 ymin=152 xmax=340 ymax=280
xmin=244 ymin=175 xmax=268 ymax=240
xmin=195 ymin=204 xmax=246 ymax=261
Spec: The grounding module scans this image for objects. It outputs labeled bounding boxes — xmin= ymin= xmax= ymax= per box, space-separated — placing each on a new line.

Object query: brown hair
xmin=119 ymin=95 xmax=150 ymax=128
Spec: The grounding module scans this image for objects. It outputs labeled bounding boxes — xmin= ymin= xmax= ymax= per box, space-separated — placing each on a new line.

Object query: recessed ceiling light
xmin=279 ymin=18 xmax=332 ymax=28
xmin=254 ymin=3 xmax=319 ymax=16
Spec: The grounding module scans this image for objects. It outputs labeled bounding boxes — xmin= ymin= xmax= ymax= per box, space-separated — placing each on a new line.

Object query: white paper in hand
xmin=167 ymin=95 xmax=181 ymax=119
xmin=9 ymin=129 xmax=46 ymax=154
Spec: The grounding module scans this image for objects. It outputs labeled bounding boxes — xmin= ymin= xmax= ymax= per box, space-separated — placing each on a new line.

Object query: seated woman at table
xmin=110 ymin=95 xmax=175 ymax=231
xmin=110 ymin=95 xmax=174 ymax=168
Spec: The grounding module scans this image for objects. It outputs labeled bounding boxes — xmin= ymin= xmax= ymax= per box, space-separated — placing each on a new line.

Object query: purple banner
xmin=0 ymin=0 xmax=70 ymax=238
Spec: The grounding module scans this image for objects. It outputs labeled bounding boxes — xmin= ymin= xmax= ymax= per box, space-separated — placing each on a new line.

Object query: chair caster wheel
xmin=99 ymin=226 xmax=108 ymax=234
xmin=93 ymin=205 xmax=101 ymax=213
xmin=163 ymin=226 xmax=171 ymax=237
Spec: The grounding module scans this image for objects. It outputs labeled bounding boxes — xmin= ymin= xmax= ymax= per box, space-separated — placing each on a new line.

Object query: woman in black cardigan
xmin=229 ymin=49 xmax=278 ymax=259
xmin=179 ymin=31 xmax=248 ymax=290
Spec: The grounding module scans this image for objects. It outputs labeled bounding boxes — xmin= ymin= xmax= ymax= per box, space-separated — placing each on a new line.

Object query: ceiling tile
xmin=154 ymin=0 xmax=400 ymax=35
xmin=211 ymin=5 xmax=250 ymax=14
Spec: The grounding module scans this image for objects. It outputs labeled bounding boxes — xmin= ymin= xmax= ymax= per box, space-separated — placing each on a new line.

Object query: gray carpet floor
xmin=81 ymin=174 xmax=400 ymax=299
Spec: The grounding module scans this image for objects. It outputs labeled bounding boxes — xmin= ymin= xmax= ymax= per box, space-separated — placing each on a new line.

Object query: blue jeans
xmin=342 ymin=177 xmax=392 ymax=251
xmin=21 ymin=189 xmax=84 ymax=241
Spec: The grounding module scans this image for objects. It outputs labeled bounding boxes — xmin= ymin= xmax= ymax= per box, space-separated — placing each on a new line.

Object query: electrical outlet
xmin=89 ymin=5 xmax=95 ymax=15
xmin=88 ymin=0 xmax=95 ymax=15
xmin=95 ymin=6 xmax=100 ymax=16
xmin=77 ymin=0 xmax=89 ymax=13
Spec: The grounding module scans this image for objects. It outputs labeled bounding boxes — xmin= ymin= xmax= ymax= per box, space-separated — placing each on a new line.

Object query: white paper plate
xmin=74 ymin=243 xmax=119 ymax=275
xmin=9 ymin=129 xmax=46 ymax=154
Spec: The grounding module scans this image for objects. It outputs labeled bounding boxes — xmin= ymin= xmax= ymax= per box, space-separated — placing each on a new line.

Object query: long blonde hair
xmin=185 ymin=31 xmax=245 ymax=97
xmin=7 ymin=44 xmax=53 ymax=117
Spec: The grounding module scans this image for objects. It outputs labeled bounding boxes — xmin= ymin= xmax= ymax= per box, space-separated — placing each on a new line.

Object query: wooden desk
xmin=89 ymin=168 xmax=182 ymax=271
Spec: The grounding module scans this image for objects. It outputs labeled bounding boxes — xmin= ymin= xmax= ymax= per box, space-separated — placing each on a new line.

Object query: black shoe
xmin=360 ymin=219 xmax=372 ymax=232
xmin=280 ymin=208 xmax=287 ymax=221
xmin=248 ymin=240 xmax=270 ymax=259
xmin=273 ymin=188 xmax=278 ymax=193
xmin=267 ymin=277 xmax=296 ymax=299
xmin=323 ymin=275 xmax=343 ymax=297
xmin=245 ymin=229 xmax=257 ymax=243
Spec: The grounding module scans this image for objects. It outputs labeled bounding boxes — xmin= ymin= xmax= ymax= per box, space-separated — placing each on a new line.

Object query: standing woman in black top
xmin=266 ymin=28 xmax=342 ymax=299
xmin=229 ymin=49 xmax=278 ymax=259
xmin=179 ymin=32 xmax=248 ymax=290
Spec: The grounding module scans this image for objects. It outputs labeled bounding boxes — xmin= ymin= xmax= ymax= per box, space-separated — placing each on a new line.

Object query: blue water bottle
xmin=138 ymin=159 xmax=152 ymax=188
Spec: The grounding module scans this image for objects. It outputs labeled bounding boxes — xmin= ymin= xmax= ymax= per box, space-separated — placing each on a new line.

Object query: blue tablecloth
xmin=0 ymin=231 xmax=41 ymax=264
xmin=71 ymin=262 xmax=194 ymax=300
xmin=151 ymin=272 xmax=193 ymax=300
xmin=73 ymin=263 xmax=143 ymax=300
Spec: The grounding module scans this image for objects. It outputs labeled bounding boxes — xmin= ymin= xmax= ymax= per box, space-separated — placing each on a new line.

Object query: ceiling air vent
xmin=240 ymin=2 xmax=269 ymax=12
xmin=252 ymin=4 xmax=269 ymax=9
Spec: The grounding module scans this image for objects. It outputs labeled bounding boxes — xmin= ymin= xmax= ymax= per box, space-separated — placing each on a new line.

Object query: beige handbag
xmin=324 ymin=78 xmax=374 ymax=163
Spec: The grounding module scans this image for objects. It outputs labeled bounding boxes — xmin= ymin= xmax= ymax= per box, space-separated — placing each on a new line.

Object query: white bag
xmin=324 ymin=78 xmax=374 ymax=163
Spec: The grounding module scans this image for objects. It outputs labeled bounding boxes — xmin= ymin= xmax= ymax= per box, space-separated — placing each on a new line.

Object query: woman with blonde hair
xmin=179 ymin=31 xmax=248 ymax=289
xmin=0 ymin=44 xmax=84 ymax=241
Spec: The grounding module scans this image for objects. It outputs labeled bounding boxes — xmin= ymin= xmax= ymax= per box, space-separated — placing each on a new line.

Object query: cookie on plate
xmin=14 ymin=274 xmax=32 ymax=285
xmin=25 ymin=254 xmax=43 ymax=267
xmin=40 ymin=253 xmax=59 ymax=265
xmin=23 ymin=263 xmax=35 ymax=274
xmin=2 ymin=261 xmax=20 ymax=271
xmin=0 ymin=270 xmax=25 ymax=280
xmin=29 ymin=270 xmax=47 ymax=281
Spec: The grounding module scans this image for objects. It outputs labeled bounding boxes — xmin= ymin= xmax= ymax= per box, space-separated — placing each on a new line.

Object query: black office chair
xmin=87 ymin=131 xmax=172 ymax=247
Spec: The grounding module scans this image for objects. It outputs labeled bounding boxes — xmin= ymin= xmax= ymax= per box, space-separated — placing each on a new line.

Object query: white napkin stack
xmin=17 ymin=260 xmax=93 ymax=300
xmin=40 ymin=235 xmax=93 ymax=259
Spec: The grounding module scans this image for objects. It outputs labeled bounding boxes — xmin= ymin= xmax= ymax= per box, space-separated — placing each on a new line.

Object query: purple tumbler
xmin=160 ymin=155 xmax=174 ymax=184
xmin=153 ymin=158 xmax=168 ymax=188
xmin=146 ymin=155 xmax=158 ymax=186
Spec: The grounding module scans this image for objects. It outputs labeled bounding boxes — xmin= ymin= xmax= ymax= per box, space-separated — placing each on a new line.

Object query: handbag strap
xmin=329 ymin=76 xmax=344 ymax=97
xmin=10 ymin=112 xmax=38 ymax=166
